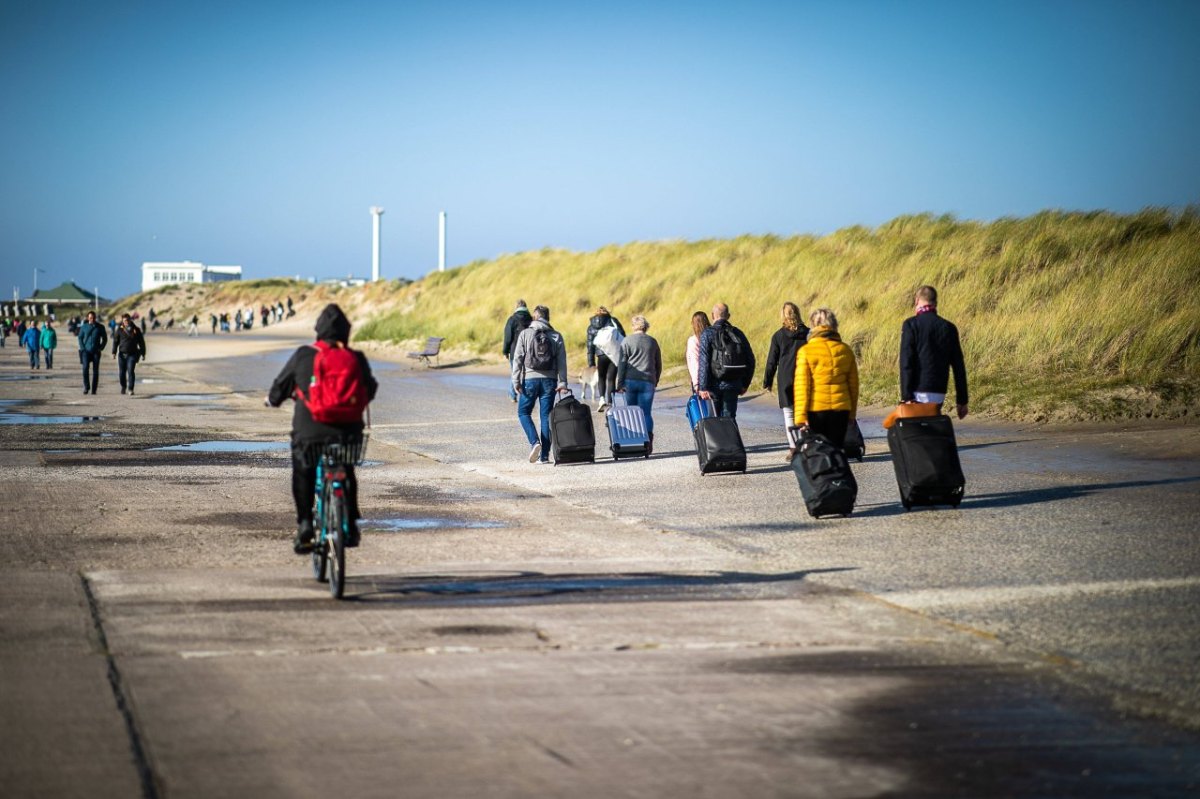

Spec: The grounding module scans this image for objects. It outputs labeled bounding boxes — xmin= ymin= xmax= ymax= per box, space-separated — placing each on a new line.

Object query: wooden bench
xmin=407 ymin=337 xmax=445 ymax=367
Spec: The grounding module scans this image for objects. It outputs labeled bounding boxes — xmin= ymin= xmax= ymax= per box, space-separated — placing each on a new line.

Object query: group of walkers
xmin=2 ymin=317 xmax=58 ymax=369
xmin=208 ymin=297 xmax=295 ymax=334
xmin=504 ymin=301 xmax=665 ymax=462
xmin=501 ymin=286 xmax=968 ymax=464
xmin=2 ymin=310 xmax=148 ymax=395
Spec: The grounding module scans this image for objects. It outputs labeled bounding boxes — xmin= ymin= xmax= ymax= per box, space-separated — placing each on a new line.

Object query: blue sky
xmin=2 ymin=0 xmax=1197 ymax=300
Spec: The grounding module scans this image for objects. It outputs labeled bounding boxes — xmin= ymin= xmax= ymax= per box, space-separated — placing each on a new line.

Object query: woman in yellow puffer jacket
xmin=793 ymin=308 xmax=859 ymax=447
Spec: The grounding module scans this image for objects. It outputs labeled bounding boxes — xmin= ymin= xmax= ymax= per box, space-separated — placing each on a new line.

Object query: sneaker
xmin=596 ymin=401 xmax=606 ymax=413
xmin=293 ymin=519 xmax=315 ymax=554
xmin=528 ymin=442 xmax=542 ymax=463
xmin=128 ymin=387 xmax=134 ymax=396
xmin=120 ymin=388 xmax=126 ymax=395
xmin=784 ymin=448 xmax=797 ymax=464
xmin=537 ymin=458 xmax=550 ymax=465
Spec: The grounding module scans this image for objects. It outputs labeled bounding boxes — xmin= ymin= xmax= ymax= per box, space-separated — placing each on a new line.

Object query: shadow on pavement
xmin=345 ymin=567 xmax=858 ymax=607
xmin=853 ymin=475 xmax=1200 ymax=517
xmin=718 ymin=649 xmax=1200 ymax=798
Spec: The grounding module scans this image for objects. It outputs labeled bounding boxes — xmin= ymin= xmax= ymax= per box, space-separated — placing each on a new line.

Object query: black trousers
xmin=118 ymin=353 xmax=139 ymax=391
xmin=807 ymin=410 xmax=850 ymax=448
xmin=596 ymin=353 xmax=617 ymax=403
xmin=80 ymin=350 xmax=101 ymax=391
xmin=291 ymin=445 xmax=360 ymax=526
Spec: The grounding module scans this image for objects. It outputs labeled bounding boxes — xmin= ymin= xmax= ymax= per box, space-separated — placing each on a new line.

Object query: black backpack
xmin=525 ymin=328 xmax=556 ymax=371
xmin=710 ymin=324 xmax=750 ymax=382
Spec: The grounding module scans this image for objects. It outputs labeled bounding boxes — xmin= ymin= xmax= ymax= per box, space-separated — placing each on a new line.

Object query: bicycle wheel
xmin=327 ymin=493 xmax=347 ymax=599
xmin=312 ymin=486 xmax=331 ymax=583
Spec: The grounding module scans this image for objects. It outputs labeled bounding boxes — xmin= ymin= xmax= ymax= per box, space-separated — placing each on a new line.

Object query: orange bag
xmin=882 ymin=402 xmax=940 ymax=429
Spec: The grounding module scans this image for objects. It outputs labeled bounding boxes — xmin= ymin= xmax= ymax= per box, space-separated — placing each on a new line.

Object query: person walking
xmin=511 ymin=305 xmax=568 ymax=464
xmin=21 ymin=321 xmax=41 ymax=369
xmin=763 ymin=302 xmax=810 ymax=462
xmin=697 ymin=303 xmax=756 ymax=418
xmin=267 ymin=304 xmax=378 ymax=554
xmin=501 ymin=299 xmax=532 ymax=402
xmin=586 ymin=306 xmax=626 ymax=411
xmin=188 ymin=314 xmax=200 ymax=336
xmin=111 ymin=313 xmax=147 ymax=395
xmin=78 ymin=311 xmax=107 ymax=394
xmin=685 ymin=311 xmax=711 ymax=392
xmin=900 ymin=285 xmax=969 ymax=419
xmin=40 ymin=320 xmax=58 ymax=369
xmin=793 ymin=308 xmax=859 ymax=447
xmin=615 ymin=315 xmax=663 ymax=453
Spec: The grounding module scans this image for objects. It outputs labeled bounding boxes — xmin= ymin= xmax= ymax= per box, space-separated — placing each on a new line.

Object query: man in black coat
xmin=899 ymin=285 xmax=969 ymax=419
xmin=502 ymin=299 xmax=532 ymax=402
xmin=267 ymin=304 xmax=379 ymax=553
xmin=111 ymin=314 xmax=147 ymax=395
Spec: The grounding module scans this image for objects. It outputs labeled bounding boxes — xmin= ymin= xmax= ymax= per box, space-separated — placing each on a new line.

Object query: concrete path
xmin=1 ymin=329 xmax=1198 ymax=798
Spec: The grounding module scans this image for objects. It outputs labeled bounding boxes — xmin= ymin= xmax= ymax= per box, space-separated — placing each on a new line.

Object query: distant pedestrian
xmin=235 ymin=309 xmax=243 ymax=331
xmin=763 ymin=302 xmax=810 ymax=462
xmin=188 ymin=314 xmax=200 ymax=336
xmin=697 ymin=303 xmax=756 ymax=418
xmin=210 ymin=313 xmax=218 ymax=334
xmin=685 ymin=311 xmax=711 ymax=392
xmin=78 ymin=311 xmax=108 ymax=394
xmin=287 ymin=296 xmax=295 ymax=317
xmin=586 ymin=306 xmax=625 ymax=411
xmin=900 ymin=285 xmax=969 ymax=419
xmin=511 ymin=305 xmax=568 ymax=464
xmin=501 ymin=299 xmax=532 ymax=402
xmin=22 ymin=321 xmax=41 ymax=369
xmin=40 ymin=320 xmax=58 ymax=369
xmin=261 ymin=305 xmax=270 ymax=327
xmin=793 ymin=308 xmax=858 ymax=447
xmin=615 ymin=315 xmax=662 ymax=453
xmin=112 ymin=313 xmax=147 ymax=395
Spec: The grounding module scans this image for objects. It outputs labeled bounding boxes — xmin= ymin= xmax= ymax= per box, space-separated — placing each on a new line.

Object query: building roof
xmin=29 ymin=281 xmax=111 ymax=304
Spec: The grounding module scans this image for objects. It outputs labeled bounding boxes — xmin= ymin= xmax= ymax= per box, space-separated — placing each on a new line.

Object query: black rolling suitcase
xmin=550 ymin=392 xmax=595 ymax=464
xmin=887 ymin=415 xmax=965 ymax=509
xmin=843 ymin=419 xmax=865 ymax=462
xmin=792 ymin=431 xmax=857 ymax=517
xmin=695 ymin=416 xmax=747 ymax=474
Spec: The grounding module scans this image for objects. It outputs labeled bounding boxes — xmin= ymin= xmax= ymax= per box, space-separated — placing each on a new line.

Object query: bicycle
xmin=305 ymin=435 xmax=369 ymax=599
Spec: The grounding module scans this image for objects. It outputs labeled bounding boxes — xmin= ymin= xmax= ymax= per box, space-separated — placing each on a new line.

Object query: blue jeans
xmin=623 ymin=379 xmax=656 ymax=435
xmin=517 ymin=377 xmax=556 ymax=458
xmin=711 ymin=387 xmax=741 ymax=418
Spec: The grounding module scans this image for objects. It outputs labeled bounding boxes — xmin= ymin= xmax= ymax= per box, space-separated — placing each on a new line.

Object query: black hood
xmin=315 ymin=304 xmax=351 ymax=343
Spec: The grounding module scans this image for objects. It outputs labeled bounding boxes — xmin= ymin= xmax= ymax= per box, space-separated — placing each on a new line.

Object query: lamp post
xmin=33 ymin=268 xmax=45 ymax=294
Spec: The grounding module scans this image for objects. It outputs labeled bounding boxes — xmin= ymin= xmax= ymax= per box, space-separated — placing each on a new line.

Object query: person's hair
xmin=631 ymin=315 xmax=649 ymax=332
xmin=122 ymin=313 xmax=131 ymax=321
xmin=515 ymin=298 xmax=526 ymax=308
xmin=809 ymin=307 xmax=838 ymax=331
xmin=691 ymin=311 xmax=711 ymax=339
xmin=781 ymin=302 xmax=801 ymax=332
xmin=533 ymin=305 xmax=549 ymax=321
xmin=915 ymin=285 xmax=938 ymax=306
xmin=86 ymin=311 xmax=96 ymax=320
xmin=712 ymin=302 xmax=729 ymax=321
xmin=596 ymin=306 xmax=609 ymax=315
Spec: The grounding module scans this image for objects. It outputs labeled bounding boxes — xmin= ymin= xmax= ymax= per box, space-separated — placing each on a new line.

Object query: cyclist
xmin=267 ymin=304 xmax=378 ymax=554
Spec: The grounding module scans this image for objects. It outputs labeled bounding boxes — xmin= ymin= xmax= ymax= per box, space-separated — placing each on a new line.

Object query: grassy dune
xmin=357 ymin=208 xmax=1200 ymax=422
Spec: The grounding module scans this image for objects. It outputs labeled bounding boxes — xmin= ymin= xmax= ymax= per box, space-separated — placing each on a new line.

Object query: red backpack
xmin=296 ymin=341 xmax=369 ymax=424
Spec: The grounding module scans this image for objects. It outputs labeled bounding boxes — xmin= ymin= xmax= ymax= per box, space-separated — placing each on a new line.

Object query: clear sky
xmin=2 ymin=0 xmax=1197 ymax=301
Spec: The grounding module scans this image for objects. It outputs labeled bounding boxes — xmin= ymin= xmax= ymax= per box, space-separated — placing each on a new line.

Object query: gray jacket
xmin=615 ymin=332 xmax=662 ymax=389
xmin=511 ymin=319 xmax=568 ymax=389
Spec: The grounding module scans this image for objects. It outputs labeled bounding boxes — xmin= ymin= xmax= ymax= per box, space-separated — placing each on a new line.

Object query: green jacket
xmin=40 ymin=326 xmax=57 ymax=350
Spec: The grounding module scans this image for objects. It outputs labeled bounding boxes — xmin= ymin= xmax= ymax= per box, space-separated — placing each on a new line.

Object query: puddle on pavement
xmin=44 ymin=449 xmax=83 ymax=454
xmin=365 ymin=517 xmax=508 ymax=531
xmin=150 ymin=440 xmax=289 ymax=453
xmin=0 ymin=374 xmax=52 ymax=381
xmin=150 ymin=393 xmax=228 ymax=402
xmin=71 ymin=431 xmax=117 ymax=439
xmin=0 ymin=412 xmax=103 ymax=425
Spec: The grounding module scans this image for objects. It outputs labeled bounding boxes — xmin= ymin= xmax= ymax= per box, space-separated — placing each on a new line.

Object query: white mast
xmin=438 ymin=211 xmax=447 ymax=272
xmin=370 ymin=206 xmax=384 ymax=281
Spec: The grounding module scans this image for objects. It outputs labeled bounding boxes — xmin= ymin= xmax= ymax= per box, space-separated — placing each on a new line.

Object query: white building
xmin=141 ymin=262 xmax=243 ymax=292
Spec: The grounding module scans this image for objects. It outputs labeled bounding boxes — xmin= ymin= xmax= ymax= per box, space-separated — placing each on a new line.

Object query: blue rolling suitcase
xmin=606 ymin=394 xmax=650 ymax=459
